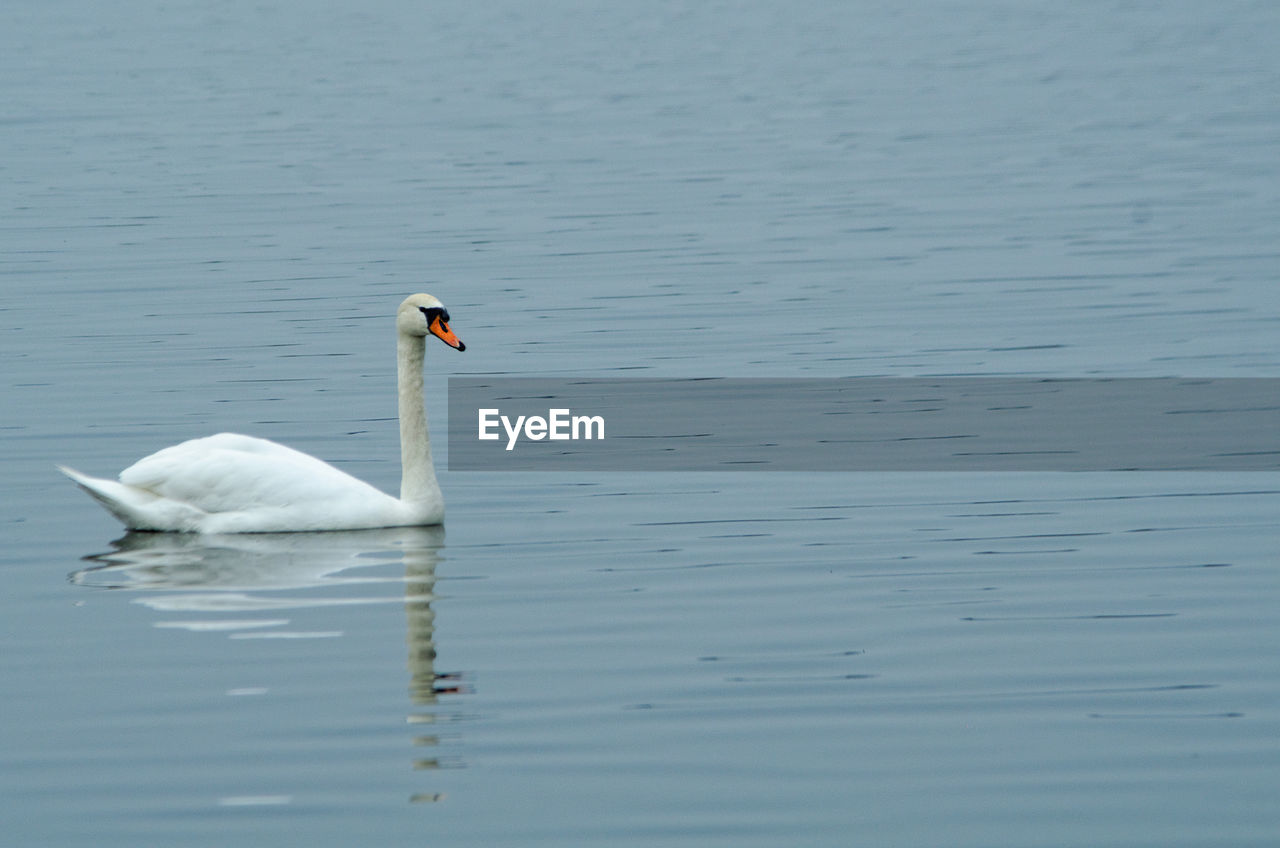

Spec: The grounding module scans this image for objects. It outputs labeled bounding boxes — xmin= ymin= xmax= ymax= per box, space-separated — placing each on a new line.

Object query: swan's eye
xmin=419 ymin=306 xmax=448 ymax=324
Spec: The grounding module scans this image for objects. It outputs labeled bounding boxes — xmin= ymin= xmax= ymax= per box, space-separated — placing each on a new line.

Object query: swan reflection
xmin=69 ymin=526 xmax=464 ymax=799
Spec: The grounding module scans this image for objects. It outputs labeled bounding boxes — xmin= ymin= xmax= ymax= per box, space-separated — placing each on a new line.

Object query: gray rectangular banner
xmin=446 ymin=378 xmax=1280 ymax=471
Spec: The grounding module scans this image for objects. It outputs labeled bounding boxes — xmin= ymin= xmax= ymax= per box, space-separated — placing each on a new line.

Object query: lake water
xmin=4 ymin=1 xmax=1280 ymax=845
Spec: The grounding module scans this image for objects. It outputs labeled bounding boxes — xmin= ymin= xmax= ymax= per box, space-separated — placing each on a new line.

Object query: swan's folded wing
xmin=119 ymin=433 xmax=391 ymax=514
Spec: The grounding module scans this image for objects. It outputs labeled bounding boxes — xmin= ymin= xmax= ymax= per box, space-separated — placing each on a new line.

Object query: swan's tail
xmin=57 ymin=465 xmax=161 ymax=529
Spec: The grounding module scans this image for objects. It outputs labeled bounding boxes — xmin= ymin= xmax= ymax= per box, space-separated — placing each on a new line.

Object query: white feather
xmin=60 ymin=294 xmax=462 ymax=533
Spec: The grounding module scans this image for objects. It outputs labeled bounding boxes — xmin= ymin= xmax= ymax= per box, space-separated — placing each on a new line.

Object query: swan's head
xmin=397 ymin=293 xmax=465 ymax=351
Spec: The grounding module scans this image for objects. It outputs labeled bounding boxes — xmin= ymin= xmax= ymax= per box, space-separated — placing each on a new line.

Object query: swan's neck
xmin=397 ymin=333 xmax=438 ymax=503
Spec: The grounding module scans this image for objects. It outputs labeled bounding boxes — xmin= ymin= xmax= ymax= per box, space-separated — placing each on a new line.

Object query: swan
xmin=59 ymin=293 xmax=465 ymax=533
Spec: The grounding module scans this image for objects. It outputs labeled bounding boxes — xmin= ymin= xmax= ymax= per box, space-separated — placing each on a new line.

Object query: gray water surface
xmin=4 ymin=1 xmax=1280 ymax=846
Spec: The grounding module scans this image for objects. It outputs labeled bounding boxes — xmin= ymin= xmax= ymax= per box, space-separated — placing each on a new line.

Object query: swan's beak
xmin=428 ymin=315 xmax=466 ymax=351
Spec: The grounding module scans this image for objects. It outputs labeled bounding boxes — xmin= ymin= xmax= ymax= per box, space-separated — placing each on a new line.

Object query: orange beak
xmin=428 ymin=315 xmax=465 ymax=351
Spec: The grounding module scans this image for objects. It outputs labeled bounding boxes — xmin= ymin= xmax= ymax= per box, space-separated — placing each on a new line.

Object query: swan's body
xmin=60 ymin=294 xmax=464 ymax=533
xmin=60 ymin=433 xmax=428 ymax=533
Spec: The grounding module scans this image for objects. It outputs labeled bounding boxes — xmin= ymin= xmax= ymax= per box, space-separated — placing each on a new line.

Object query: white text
xmin=478 ymin=408 xmax=605 ymax=451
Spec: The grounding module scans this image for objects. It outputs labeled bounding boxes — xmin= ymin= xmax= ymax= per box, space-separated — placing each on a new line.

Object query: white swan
xmin=59 ymin=294 xmax=465 ymax=533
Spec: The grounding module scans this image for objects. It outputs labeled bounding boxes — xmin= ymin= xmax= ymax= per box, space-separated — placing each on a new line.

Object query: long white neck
xmin=397 ymin=332 xmax=439 ymax=503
